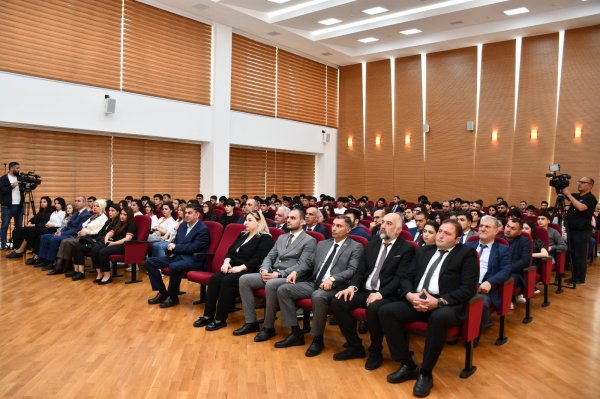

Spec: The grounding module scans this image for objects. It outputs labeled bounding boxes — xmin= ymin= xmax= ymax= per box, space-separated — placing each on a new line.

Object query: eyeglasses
xmin=578 ymin=180 xmax=591 ymax=184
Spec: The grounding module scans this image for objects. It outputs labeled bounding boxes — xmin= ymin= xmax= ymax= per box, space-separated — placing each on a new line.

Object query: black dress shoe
xmin=64 ymin=271 xmax=76 ymax=278
xmin=93 ymin=278 xmax=102 ymax=284
xmin=358 ymin=320 xmax=369 ymax=334
xmin=365 ymin=351 xmax=383 ymax=370
xmin=254 ymin=328 xmax=276 ymax=342
xmin=206 ymin=320 xmax=228 ymax=331
xmin=275 ymin=332 xmax=305 ymax=348
xmin=333 ymin=347 xmax=366 ymax=361
xmin=6 ymin=251 xmax=23 ymax=259
xmin=98 ymin=277 xmax=113 ymax=285
xmin=193 ymin=317 xmax=212 ymax=328
xmin=148 ymin=292 xmax=168 ymax=305
xmin=35 ymin=261 xmax=50 ymax=268
xmin=41 ymin=265 xmax=54 ymax=271
xmin=25 ymin=258 xmax=37 ymax=265
xmin=233 ymin=322 xmax=260 ymax=336
xmin=159 ymin=296 xmax=179 ymax=308
xmin=72 ymin=272 xmax=85 ymax=281
xmin=47 ymin=270 xmax=61 ymax=275
xmin=387 ymin=365 xmax=419 ymax=384
xmin=413 ymin=373 xmax=433 ymax=397
xmin=305 ymin=336 xmax=324 ymax=357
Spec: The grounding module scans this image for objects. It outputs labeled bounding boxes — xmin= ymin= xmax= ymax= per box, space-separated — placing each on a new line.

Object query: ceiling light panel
xmin=400 ymin=28 xmax=422 ymax=35
xmin=318 ymin=18 xmax=342 ymax=26
xmin=268 ymin=0 xmax=292 ymax=4
xmin=358 ymin=37 xmax=379 ymax=43
xmin=363 ymin=6 xmax=389 ymax=15
xmin=503 ymin=7 xmax=529 ymax=16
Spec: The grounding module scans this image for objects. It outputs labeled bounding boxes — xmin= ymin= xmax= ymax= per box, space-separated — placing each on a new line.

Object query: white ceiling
xmin=143 ymin=0 xmax=600 ymax=66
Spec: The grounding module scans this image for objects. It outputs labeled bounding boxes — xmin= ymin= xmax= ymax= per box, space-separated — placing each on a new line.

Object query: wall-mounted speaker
xmin=466 ymin=120 xmax=475 ymax=131
xmin=322 ymin=130 xmax=330 ymax=143
xmin=105 ymin=96 xmax=116 ymax=114
xmin=423 ymin=123 xmax=430 ymax=134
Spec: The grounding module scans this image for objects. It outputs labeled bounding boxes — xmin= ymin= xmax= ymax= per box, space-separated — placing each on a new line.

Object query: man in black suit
xmin=0 ymin=161 xmax=24 ymax=250
xmin=331 ymin=212 xmax=415 ymax=370
xmin=304 ymin=207 xmax=330 ymax=239
xmin=369 ymin=209 xmax=386 ymax=240
xmin=269 ymin=206 xmax=290 ymax=233
xmin=146 ymin=204 xmax=210 ymax=308
xmin=379 ymin=219 xmax=478 ymax=397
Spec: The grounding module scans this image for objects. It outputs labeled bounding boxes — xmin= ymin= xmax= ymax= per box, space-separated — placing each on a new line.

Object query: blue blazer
xmin=304 ymin=223 xmax=330 ymax=239
xmin=172 ymin=221 xmax=210 ymax=269
xmin=467 ymin=240 xmax=511 ymax=308
xmin=61 ymin=208 xmax=91 ymax=237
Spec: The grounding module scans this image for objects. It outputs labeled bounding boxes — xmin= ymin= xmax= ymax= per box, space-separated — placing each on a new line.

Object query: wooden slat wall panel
xmin=326 ymin=66 xmax=339 ymax=128
xmin=112 ymin=137 xmax=201 ymax=201
xmin=123 ymin=0 xmax=212 ymax=104
xmin=394 ymin=55 xmax=424 ymax=201
xmin=425 ymin=47 xmax=477 ymax=200
xmin=231 ymin=34 xmax=277 ymax=117
xmin=268 ymin=151 xmax=315 ymax=197
xmin=365 ymin=60 xmax=393 ymax=201
xmin=0 ymin=128 xmax=111 ymax=201
xmin=337 ymin=64 xmax=364 ymax=197
xmin=554 ymin=26 xmax=600 ymax=201
xmin=229 ymin=147 xmax=267 ymax=198
xmin=510 ymin=34 xmax=558 ymax=204
xmin=474 ymin=40 xmax=515 ymax=204
xmin=277 ymin=50 xmax=327 ymax=126
xmin=0 ymin=0 xmax=121 ymax=89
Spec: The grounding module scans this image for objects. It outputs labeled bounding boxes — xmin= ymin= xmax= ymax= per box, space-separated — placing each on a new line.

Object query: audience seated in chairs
xmin=146 ymin=204 xmax=210 ymax=308
xmin=379 ymin=219 xmax=479 ymax=397
xmin=24 ymin=197 xmax=66 ymax=265
xmin=130 ymin=199 xmax=144 ymax=217
xmin=304 ymin=207 xmax=330 ymax=239
xmin=237 ymin=198 xmax=259 ymax=224
xmin=144 ymin=202 xmax=159 ymax=227
xmin=48 ymin=199 xmax=109 ymax=277
xmin=90 ymin=206 xmax=136 ymax=285
xmin=369 ymin=209 xmax=386 ymax=240
xmin=193 ymin=211 xmax=274 ymax=331
xmin=344 ymin=208 xmax=370 ymax=240
xmin=501 ymin=218 xmax=532 ymax=304
xmin=69 ymin=203 xmax=120 ymax=281
xmin=275 ymin=215 xmax=363 ymax=356
xmin=201 ymin=201 xmax=218 ymax=222
xmin=37 ymin=196 xmax=90 ymax=269
xmin=6 ymin=196 xmax=53 ymax=259
xmin=150 ymin=202 xmax=177 ymax=258
xmin=331 ymin=213 xmax=415 ymax=370
xmin=412 ymin=211 xmax=428 ymax=245
xmin=234 ymin=208 xmax=316 ymax=340
xmin=269 ymin=206 xmax=291 ymax=232
xmin=522 ymin=220 xmax=549 ymax=271
xmin=218 ymin=199 xmax=239 ymax=228
xmin=537 ymin=212 xmax=567 ymax=260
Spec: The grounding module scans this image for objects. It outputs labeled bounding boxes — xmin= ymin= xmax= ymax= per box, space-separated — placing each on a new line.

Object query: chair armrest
xmin=498 ymin=277 xmax=514 ymax=316
xmin=521 ymin=266 xmax=537 ymax=298
xmin=193 ymin=251 xmax=215 ymax=259
xmin=462 ymin=295 xmax=484 ymax=342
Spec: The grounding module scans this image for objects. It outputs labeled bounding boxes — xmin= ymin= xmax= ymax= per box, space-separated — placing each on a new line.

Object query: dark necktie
xmin=314 ymin=243 xmax=339 ymax=289
xmin=370 ymin=243 xmax=391 ymax=290
xmin=479 ymin=244 xmax=488 ymax=256
xmin=422 ymin=250 xmax=448 ymax=292
xmin=286 ymin=234 xmax=294 ymax=248
xmin=306 ymin=227 xmax=313 ymax=231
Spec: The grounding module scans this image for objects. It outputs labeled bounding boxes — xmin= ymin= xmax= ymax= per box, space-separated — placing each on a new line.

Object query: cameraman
xmin=563 ymin=177 xmax=597 ymax=285
xmin=0 ymin=161 xmax=25 ymax=250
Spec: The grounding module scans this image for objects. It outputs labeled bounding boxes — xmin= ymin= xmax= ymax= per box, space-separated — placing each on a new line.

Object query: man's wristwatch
xmin=329 ymin=276 xmax=336 ymax=283
xmin=437 ymin=297 xmax=447 ymax=307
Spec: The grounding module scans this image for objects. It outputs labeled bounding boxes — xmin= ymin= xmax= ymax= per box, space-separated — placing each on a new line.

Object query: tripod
xmin=553 ymin=191 xmax=579 ymax=290
xmin=22 ymin=189 xmax=37 ymax=225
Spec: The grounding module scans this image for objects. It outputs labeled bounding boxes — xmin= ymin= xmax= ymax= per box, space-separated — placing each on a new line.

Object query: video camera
xmin=546 ymin=164 xmax=570 ymax=194
xmin=18 ymin=171 xmax=42 ymax=191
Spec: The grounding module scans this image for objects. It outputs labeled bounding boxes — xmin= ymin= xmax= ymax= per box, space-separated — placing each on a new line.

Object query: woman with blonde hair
xmin=193 ymin=210 xmax=273 ymax=331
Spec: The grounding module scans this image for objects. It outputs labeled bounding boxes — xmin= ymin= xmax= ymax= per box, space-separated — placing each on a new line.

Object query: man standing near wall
xmin=0 ymin=162 xmax=25 ymax=250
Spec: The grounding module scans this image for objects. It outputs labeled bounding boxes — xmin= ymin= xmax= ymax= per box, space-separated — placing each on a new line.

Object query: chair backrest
xmin=519 ymin=231 xmax=534 ymax=266
xmin=204 ymin=221 xmax=224 ymax=257
xmin=233 ymin=207 xmax=244 ymax=217
xmin=348 ymin=234 xmax=368 ymax=249
xmin=326 ymin=217 xmax=335 ymax=224
xmin=467 ymin=235 xmax=480 ymax=243
xmin=406 ymin=240 xmax=419 ymax=249
xmin=523 ymin=215 xmax=538 ymax=223
xmin=321 ymin=223 xmax=333 ymax=237
xmin=359 ymin=219 xmax=371 ymax=228
xmin=306 ymin=230 xmax=326 ymax=243
xmin=549 ymin=223 xmax=562 ymax=236
xmin=494 ymin=236 xmax=509 ymax=246
xmin=211 ymin=223 xmax=246 ymax=273
xmin=213 ymin=208 xmax=225 ymax=219
xmin=265 ymin=218 xmax=274 ymax=225
xmin=357 ymin=224 xmax=371 ymax=236
xmin=133 ymin=215 xmax=151 ymax=241
xmin=535 ymin=226 xmax=550 ymax=247
xmin=269 ymin=227 xmax=285 ymax=243
xmin=399 ymin=230 xmax=412 ymax=241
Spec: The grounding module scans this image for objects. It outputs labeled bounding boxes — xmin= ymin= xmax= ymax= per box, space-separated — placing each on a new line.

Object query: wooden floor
xmin=0 ymin=255 xmax=599 ymax=399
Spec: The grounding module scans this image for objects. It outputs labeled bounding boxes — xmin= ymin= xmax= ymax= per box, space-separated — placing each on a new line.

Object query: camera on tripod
xmin=18 ymin=171 xmax=42 ymax=191
xmin=546 ymin=164 xmax=570 ymax=194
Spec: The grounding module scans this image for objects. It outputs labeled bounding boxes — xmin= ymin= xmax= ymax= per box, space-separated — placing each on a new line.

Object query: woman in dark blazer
xmin=193 ymin=210 xmax=274 ymax=331
xmin=6 ymin=196 xmax=53 ymax=258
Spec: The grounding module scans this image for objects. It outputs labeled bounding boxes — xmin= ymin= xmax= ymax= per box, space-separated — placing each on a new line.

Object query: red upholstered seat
xmin=399 ymin=230 xmax=413 ymax=241
xmin=359 ymin=219 xmax=371 ymax=228
xmin=305 ymin=230 xmax=325 ymax=243
xmin=321 ymin=223 xmax=332 ymax=237
xmin=268 ymin=227 xmax=285 ymax=243
xmin=348 ymin=234 xmax=368 ymax=249
xmin=187 ymin=222 xmax=244 ymax=301
xmin=109 ymin=215 xmax=152 ymax=283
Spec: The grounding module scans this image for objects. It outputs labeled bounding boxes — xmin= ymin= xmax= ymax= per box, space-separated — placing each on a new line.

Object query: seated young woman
xmin=150 ymin=202 xmax=177 ymax=257
xmin=193 ymin=210 xmax=274 ymax=331
xmin=90 ymin=207 xmax=137 ymax=285
xmin=6 ymin=196 xmax=53 ymax=259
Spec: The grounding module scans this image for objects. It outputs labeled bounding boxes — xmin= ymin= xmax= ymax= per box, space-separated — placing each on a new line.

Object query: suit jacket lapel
xmin=282 ymin=231 xmax=304 ymax=255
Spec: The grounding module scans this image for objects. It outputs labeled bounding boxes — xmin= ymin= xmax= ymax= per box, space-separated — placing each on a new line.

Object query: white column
xmin=201 ymin=23 xmax=232 ymax=197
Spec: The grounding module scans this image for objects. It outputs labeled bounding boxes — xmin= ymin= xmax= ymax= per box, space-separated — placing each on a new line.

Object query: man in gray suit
xmin=275 ymin=215 xmax=363 ymax=356
xmin=234 ymin=208 xmax=317 ymax=341
xmin=455 ymin=211 xmax=476 ymax=244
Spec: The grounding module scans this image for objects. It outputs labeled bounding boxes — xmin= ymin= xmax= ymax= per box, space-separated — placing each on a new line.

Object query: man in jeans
xmin=0 ymin=162 xmax=24 ymax=250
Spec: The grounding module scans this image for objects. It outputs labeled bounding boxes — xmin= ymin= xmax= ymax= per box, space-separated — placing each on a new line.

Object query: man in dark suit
xmin=369 ymin=209 xmax=386 ymax=240
xmin=344 ymin=208 xmax=370 ymax=239
xmin=304 ymin=207 xmax=330 ymax=239
xmin=269 ymin=206 xmax=291 ymax=233
xmin=331 ymin=212 xmax=415 ymax=370
xmin=466 ymin=215 xmax=511 ymax=331
xmin=0 ymin=161 xmax=25 ymax=250
xmin=412 ymin=211 xmax=428 ymax=245
xmin=379 ymin=219 xmax=478 ymax=397
xmin=235 ymin=208 xmax=316 ymax=341
xmin=146 ymin=204 xmax=210 ymax=308
xmin=275 ymin=215 xmax=363 ymax=356
xmin=501 ymin=217 xmax=532 ymax=293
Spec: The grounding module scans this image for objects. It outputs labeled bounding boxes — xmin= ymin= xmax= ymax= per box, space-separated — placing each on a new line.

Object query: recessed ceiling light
xmin=192 ymin=3 xmax=209 ymax=10
xmin=267 ymin=31 xmax=281 ymax=36
xmin=503 ymin=7 xmax=529 ymax=16
xmin=268 ymin=0 xmax=292 ymax=4
xmin=399 ymin=28 xmax=422 ymax=35
xmin=358 ymin=37 xmax=379 ymax=43
xmin=450 ymin=20 xmax=463 ymax=25
xmin=318 ymin=18 xmax=342 ymax=26
xmin=363 ymin=6 xmax=388 ymax=15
